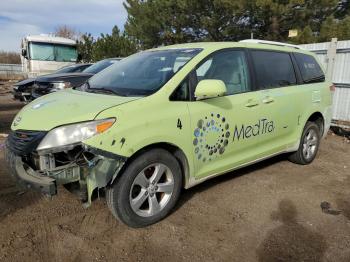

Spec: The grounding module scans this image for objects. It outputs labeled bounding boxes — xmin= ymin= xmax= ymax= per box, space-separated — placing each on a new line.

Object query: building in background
xmin=300 ymin=39 xmax=350 ymax=128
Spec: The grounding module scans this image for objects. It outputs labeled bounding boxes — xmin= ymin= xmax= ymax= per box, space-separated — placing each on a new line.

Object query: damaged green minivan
xmin=5 ymin=40 xmax=333 ymax=227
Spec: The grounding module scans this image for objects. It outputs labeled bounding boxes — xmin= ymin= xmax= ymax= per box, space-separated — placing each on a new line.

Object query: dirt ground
xmin=0 ymin=90 xmax=349 ymax=262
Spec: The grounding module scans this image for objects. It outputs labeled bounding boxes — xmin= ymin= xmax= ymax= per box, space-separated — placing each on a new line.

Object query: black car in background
xmin=54 ymin=63 xmax=93 ymax=74
xmin=13 ymin=63 xmax=92 ymax=102
xmin=13 ymin=58 xmax=121 ymax=102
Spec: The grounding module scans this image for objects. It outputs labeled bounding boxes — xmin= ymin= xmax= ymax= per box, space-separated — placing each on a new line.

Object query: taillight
xmin=329 ymin=84 xmax=336 ymax=92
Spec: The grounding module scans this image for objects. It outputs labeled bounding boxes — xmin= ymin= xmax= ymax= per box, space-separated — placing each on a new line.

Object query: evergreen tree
xmin=77 ymin=33 xmax=94 ymax=62
xmin=77 ymin=26 xmax=137 ymax=62
xmin=123 ymin=0 xmax=350 ymax=47
xmin=92 ymin=26 xmax=137 ymax=61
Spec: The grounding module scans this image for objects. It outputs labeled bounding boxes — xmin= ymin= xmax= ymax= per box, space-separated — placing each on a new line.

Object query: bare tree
xmin=54 ymin=25 xmax=79 ymax=40
xmin=0 ymin=51 xmax=21 ymax=64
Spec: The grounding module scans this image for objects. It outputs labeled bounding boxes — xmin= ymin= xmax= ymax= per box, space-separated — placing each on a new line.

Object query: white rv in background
xmin=21 ymin=34 xmax=78 ymax=77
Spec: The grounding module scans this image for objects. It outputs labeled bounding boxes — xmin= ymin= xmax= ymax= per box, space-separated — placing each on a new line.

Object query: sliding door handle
xmin=262 ymin=96 xmax=274 ymax=104
xmin=245 ymin=99 xmax=259 ymax=108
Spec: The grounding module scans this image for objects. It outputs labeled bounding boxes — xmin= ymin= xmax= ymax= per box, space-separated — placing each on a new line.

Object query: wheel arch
xmin=111 ymin=142 xmax=190 ymax=189
xmin=306 ymin=111 xmax=325 ymax=136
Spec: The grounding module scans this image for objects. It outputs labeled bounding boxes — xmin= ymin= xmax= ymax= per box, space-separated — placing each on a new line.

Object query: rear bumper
xmin=323 ymin=105 xmax=333 ymax=138
xmin=4 ymin=146 xmax=57 ymax=195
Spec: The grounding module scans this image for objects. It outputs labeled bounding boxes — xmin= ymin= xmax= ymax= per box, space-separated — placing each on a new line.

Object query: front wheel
xmin=288 ymin=121 xmax=321 ymax=165
xmin=107 ymin=149 xmax=182 ymax=228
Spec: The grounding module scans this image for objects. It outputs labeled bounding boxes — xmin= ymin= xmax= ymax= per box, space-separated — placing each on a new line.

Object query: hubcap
xmin=302 ymin=129 xmax=318 ymax=160
xmin=129 ymin=163 xmax=174 ymax=217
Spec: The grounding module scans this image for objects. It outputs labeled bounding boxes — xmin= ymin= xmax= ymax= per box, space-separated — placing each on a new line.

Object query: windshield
xmin=29 ymin=42 xmax=77 ymax=62
xmin=83 ymin=59 xmax=119 ymax=74
xmin=56 ymin=45 xmax=78 ymax=62
xmin=87 ymin=49 xmax=202 ymax=96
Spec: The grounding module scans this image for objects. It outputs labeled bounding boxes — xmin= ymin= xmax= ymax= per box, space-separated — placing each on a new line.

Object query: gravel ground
xmin=0 ymin=93 xmax=349 ymax=262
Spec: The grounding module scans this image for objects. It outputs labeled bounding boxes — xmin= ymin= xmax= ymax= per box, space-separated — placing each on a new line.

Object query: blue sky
xmin=0 ymin=0 xmax=128 ymax=52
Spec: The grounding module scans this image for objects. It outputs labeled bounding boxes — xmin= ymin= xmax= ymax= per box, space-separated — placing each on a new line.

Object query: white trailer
xmin=21 ymin=34 xmax=78 ymax=77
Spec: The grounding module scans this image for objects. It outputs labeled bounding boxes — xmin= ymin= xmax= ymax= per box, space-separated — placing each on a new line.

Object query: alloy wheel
xmin=302 ymin=129 xmax=318 ymax=160
xmin=129 ymin=163 xmax=174 ymax=217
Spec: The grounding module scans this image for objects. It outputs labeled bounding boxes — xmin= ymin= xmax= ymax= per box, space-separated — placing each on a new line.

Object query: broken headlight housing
xmin=36 ymin=118 xmax=115 ymax=152
xmin=50 ymin=82 xmax=71 ymax=91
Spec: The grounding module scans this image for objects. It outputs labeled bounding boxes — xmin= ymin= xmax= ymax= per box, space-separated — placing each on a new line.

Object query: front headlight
xmin=50 ymin=82 xmax=71 ymax=90
xmin=37 ymin=118 xmax=115 ymax=151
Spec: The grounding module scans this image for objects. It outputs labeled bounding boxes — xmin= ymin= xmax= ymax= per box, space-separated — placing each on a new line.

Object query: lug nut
xmin=150 ymin=193 xmax=154 ymax=197
xmin=145 ymin=191 xmax=148 ymax=195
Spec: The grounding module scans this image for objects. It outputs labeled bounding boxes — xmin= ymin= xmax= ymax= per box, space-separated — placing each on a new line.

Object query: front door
xmin=187 ymin=49 xmax=276 ymax=179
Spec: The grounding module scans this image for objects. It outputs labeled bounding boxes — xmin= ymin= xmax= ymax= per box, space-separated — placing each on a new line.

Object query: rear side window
xmin=294 ymin=53 xmax=325 ymax=83
xmin=251 ymin=51 xmax=297 ymax=89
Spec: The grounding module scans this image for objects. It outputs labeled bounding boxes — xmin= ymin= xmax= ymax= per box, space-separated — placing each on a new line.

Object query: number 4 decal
xmin=177 ymin=119 xmax=182 ymax=130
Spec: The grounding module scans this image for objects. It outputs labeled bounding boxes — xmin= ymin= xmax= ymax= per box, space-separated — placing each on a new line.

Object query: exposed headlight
xmin=37 ymin=118 xmax=115 ymax=151
xmin=50 ymin=82 xmax=71 ymax=90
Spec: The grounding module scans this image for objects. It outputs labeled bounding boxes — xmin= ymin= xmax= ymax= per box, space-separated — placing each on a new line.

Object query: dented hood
xmin=12 ymin=89 xmax=140 ymax=131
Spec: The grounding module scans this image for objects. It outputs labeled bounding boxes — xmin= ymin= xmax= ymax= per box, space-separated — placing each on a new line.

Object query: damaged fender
xmin=84 ymin=146 xmax=127 ymax=205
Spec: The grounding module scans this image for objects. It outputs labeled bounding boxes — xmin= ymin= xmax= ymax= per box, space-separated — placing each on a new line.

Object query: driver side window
xmin=195 ymin=50 xmax=251 ymax=96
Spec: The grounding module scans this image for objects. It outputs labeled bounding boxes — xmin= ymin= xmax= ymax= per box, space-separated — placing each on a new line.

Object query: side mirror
xmin=21 ymin=49 xmax=27 ymax=58
xmin=195 ymin=80 xmax=227 ymax=100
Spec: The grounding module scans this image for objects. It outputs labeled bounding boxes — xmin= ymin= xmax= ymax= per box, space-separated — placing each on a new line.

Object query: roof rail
xmin=240 ymin=39 xmax=302 ymax=50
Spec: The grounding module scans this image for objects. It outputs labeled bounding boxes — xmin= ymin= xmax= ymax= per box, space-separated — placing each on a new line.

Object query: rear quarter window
xmin=294 ymin=53 xmax=325 ymax=83
xmin=251 ymin=50 xmax=297 ymax=89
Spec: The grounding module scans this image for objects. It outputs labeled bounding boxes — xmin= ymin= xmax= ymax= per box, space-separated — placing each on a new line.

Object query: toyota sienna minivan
xmin=5 ymin=40 xmax=333 ymax=227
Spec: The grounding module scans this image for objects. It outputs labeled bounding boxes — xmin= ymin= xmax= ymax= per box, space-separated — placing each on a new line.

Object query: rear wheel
xmin=289 ymin=121 xmax=321 ymax=165
xmin=107 ymin=149 xmax=182 ymax=228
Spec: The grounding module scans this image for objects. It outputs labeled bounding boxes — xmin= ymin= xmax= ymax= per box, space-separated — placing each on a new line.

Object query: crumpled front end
xmin=12 ymin=82 xmax=34 ymax=103
xmin=4 ymin=129 xmax=126 ymax=205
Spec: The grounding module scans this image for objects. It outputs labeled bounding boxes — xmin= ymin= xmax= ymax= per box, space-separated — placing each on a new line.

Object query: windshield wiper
xmin=86 ymin=87 xmax=117 ymax=95
xmin=85 ymin=85 xmax=125 ymax=96
xmin=74 ymin=81 xmax=89 ymax=91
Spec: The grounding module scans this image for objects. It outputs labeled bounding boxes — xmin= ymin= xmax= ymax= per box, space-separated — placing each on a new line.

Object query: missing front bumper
xmin=5 ymin=147 xmax=57 ymax=195
xmin=4 ymin=144 xmax=127 ymax=204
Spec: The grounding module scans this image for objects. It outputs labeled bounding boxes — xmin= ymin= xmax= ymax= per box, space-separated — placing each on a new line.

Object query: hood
xmin=12 ymin=89 xmax=140 ymax=131
xmin=14 ymin=78 xmax=35 ymax=87
xmin=36 ymin=72 xmax=94 ymax=82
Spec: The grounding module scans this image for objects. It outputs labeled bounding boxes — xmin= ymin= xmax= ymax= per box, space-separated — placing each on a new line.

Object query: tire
xmin=107 ymin=148 xmax=182 ymax=228
xmin=288 ymin=121 xmax=321 ymax=165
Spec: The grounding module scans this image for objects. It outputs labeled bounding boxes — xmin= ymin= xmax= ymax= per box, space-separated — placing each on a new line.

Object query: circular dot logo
xmin=193 ymin=113 xmax=230 ymax=162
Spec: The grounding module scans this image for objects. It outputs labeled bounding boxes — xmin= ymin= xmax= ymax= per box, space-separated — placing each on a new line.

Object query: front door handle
xmin=245 ymin=99 xmax=259 ymax=108
xmin=262 ymin=96 xmax=274 ymax=104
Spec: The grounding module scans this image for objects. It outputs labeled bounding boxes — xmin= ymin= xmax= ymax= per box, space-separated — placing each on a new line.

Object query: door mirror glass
xmin=195 ymin=80 xmax=227 ymax=100
xmin=21 ymin=48 xmax=27 ymax=58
